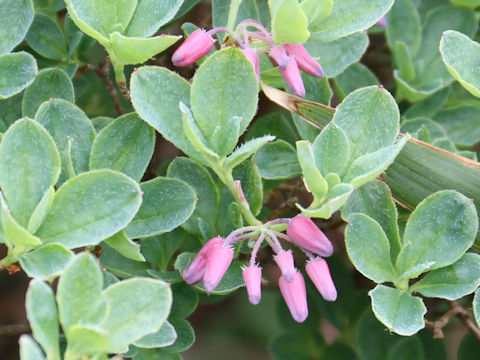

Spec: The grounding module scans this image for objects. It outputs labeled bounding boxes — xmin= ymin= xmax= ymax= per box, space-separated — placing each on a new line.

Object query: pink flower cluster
xmin=182 ymin=215 xmax=337 ymax=323
xmin=171 ymin=20 xmax=324 ymax=98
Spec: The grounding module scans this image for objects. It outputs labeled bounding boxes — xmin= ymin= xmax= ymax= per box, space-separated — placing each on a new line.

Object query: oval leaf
xmin=0 ymin=52 xmax=37 ymax=99
xmin=19 ymin=243 xmax=74 ymax=280
xmin=26 ymin=13 xmax=68 ymax=61
xmin=0 ymin=0 xmax=34 ymax=55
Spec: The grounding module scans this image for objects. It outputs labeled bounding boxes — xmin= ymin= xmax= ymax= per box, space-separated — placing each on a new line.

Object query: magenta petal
xmin=274 ymin=250 xmax=296 ymax=282
xmin=279 ymin=272 xmax=308 ymax=323
xmin=306 ymin=258 xmax=337 ymax=301
xmin=203 ymin=242 xmax=234 ymax=293
xmin=284 ymin=44 xmax=324 ymax=78
xmin=242 ymin=47 xmax=261 ymax=81
xmin=242 ymin=265 xmax=262 ymax=305
xmin=183 ymin=237 xmax=222 ymax=284
xmin=172 ymin=29 xmax=214 ymax=67
xmin=279 ymin=58 xmax=305 ymax=97
xmin=268 ymin=45 xmax=290 ymax=70
xmin=287 ymin=215 xmax=333 ymax=256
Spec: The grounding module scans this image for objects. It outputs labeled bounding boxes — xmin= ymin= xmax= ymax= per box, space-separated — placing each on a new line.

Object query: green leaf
xmin=304 ymin=32 xmax=369 ymax=78
xmin=0 ymin=193 xmax=42 ymax=246
xmin=0 ymin=118 xmax=60 ymax=227
xmin=396 ymin=190 xmax=478 ymax=278
xmin=458 ymin=333 xmax=480 ymax=360
xmin=474 ymin=289 xmax=480 ymax=328
xmin=190 ymin=48 xmax=258 ymax=156
xmin=104 ymin=230 xmax=145 ymax=262
xmin=403 ymin=87 xmax=451 ymax=120
xmin=65 ymin=0 xmax=137 ymax=44
xmin=125 ymin=0 xmax=183 ymax=37
xmin=233 ymin=159 xmax=263 ymax=216
xmin=409 ymin=253 xmax=480 ymax=300
xmin=440 ymin=31 xmax=480 ymax=99
xmin=91 ymin=116 xmax=114 ymax=132
xmin=26 ymin=280 xmax=60 ymax=360
xmin=312 ymin=123 xmax=350 ymax=177
xmin=386 ymin=0 xmax=421 ymax=58
xmin=334 ymin=63 xmax=379 ymax=100
xmin=57 ymin=253 xmax=104 ymax=333
xmin=345 ymin=213 xmax=397 ymax=283
xmin=19 ymin=244 xmax=74 ymax=280
xmin=37 ymin=170 xmax=142 ymax=249
xmin=297 ymin=183 xmax=353 ymax=219
xmin=433 ymin=103 xmax=480 ymax=146
xmin=133 ymin=321 xmax=177 ymax=348
xmin=333 ymin=86 xmax=400 ymax=161
xmin=174 ymin=252 xmax=245 ymax=295
xmin=19 ymin=335 xmax=46 ymax=360
xmin=66 ymin=325 xmax=110 ymax=356
xmin=388 ymin=337 xmax=424 ymax=360
xmin=342 ymin=181 xmax=401 ymax=261
xmin=322 ymin=342 xmax=359 ymax=360
xmin=343 ymin=136 xmax=409 ymax=189
xmin=369 ymin=285 xmax=426 ymax=336
xmin=400 ymin=117 xmax=447 ymax=143
xmin=309 ymin=0 xmax=393 ymax=41
xmin=301 ymin=0 xmax=332 ymax=24
xmin=125 ymin=177 xmax=196 ymax=239
xmin=36 ymin=99 xmax=95 ymax=185
xmin=100 ymin=243 xmax=151 ymax=278
xmin=167 ymin=157 xmax=218 ymax=238
xmin=162 ymin=317 xmax=195 ymax=353
xmin=296 ymin=140 xmax=328 ymax=203
xmin=0 ymin=52 xmax=37 ymax=100
xmin=26 ymin=13 xmax=67 ymax=61
xmin=100 ymin=278 xmax=172 ymax=352
xmin=109 ymin=32 xmax=180 ymax=65
xmin=89 ymin=112 xmax=155 ymax=182
xmin=269 ymin=329 xmax=323 ymax=360
xmin=22 ymin=68 xmax=74 ymax=118
xmin=27 ymin=187 xmax=55 ymax=234
xmin=450 ymin=0 xmax=480 ymax=7
xmin=131 ymin=67 xmax=206 ymax=162
xmin=254 ymin=140 xmax=300 ymax=180
xmin=170 ymin=282 xmax=199 ymax=318
xmin=225 ymin=135 xmax=275 ymax=173
xmin=0 ymin=0 xmax=34 ymax=55
xmin=269 ymin=0 xmax=309 ymax=44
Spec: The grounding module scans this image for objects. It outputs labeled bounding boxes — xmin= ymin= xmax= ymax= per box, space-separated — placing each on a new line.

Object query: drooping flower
xmin=306 ymin=257 xmax=337 ymax=301
xmin=183 ymin=237 xmax=223 ymax=285
xmin=242 ymin=265 xmax=262 ymax=305
xmin=241 ymin=47 xmax=261 ymax=81
xmin=284 ymin=44 xmax=324 ymax=78
xmin=279 ymin=272 xmax=308 ymax=323
xmin=279 ymin=58 xmax=305 ymax=97
xmin=268 ymin=45 xmax=290 ymax=70
xmin=203 ymin=241 xmax=234 ymax=293
xmin=172 ymin=29 xmax=214 ymax=67
xmin=274 ymin=250 xmax=296 ymax=282
xmin=287 ymin=215 xmax=333 ymax=256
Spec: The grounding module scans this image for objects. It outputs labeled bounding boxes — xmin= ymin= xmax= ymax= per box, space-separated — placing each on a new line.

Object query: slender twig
xmin=0 ymin=322 xmax=31 ymax=336
xmin=425 ymin=300 xmax=480 ymax=340
xmin=83 ymin=58 xmax=124 ymax=115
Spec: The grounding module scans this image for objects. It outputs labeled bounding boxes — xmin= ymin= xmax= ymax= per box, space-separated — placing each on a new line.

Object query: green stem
xmin=227 ymin=0 xmax=243 ymax=30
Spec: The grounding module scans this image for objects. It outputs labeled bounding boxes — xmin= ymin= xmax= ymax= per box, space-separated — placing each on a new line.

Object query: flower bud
xmin=183 ymin=237 xmax=222 ymax=284
xmin=279 ymin=58 xmax=305 ymax=97
xmin=279 ymin=272 xmax=308 ymax=323
xmin=376 ymin=17 xmax=387 ymax=27
xmin=274 ymin=250 xmax=296 ymax=282
xmin=286 ymin=215 xmax=333 ymax=256
xmin=268 ymin=45 xmax=290 ymax=70
xmin=203 ymin=242 xmax=234 ymax=293
xmin=172 ymin=29 xmax=214 ymax=67
xmin=242 ymin=265 xmax=262 ymax=305
xmin=284 ymin=44 xmax=324 ymax=78
xmin=241 ymin=47 xmax=260 ymax=81
xmin=306 ymin=258 xmax=337 ymax=301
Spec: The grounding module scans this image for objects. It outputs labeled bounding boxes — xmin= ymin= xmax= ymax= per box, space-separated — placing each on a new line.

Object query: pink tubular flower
xmin=274 ymin=250 xmax=296 ymax=282
xmin=242 ymin=265 xmax=262 ymax=305
xmin=279 ymin=272 xmax=308 ymax=323
xmin=203 ymin=242 xmax=234 ymax=293
xmin=279 ymin=58 xmax=305 ymax=97
xmin=284 ymin=44 xmax=324 ymax=78
xmin=183 ymin=237 xmax=223 ymax=284
xmin=268 ymin=45 xmax=290 ymax=70
xmin=172 ymin=29 xmax=214 ymax=67
xmin=306 ymin=258 xmax=337 ymax=301
xmin=376 ymin=16 xmax=387 ymax=27
xmin=242 ymin=47 xmax=260 ymax=81
xmin=287 ymin=215 xmax=333 ymax=257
